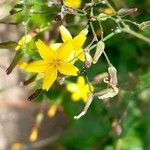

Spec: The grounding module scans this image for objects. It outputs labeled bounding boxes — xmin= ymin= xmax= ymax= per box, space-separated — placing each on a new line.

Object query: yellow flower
xmin=103 ymin=8 xmax=114 ymax=15
xmin=47 ymin=103 xmax=58 ymax=118
xmin=63 ymin=0 xmax=82 ymax=8
xmin=29 ymin=127 xmax=38 ymax=142
xmin=59 ymin=25 xmax=91 ymax=62
xmin=25 ymin=39 xmax=79 ymax=91
xmin=67 ymin=76 xmax=93 ymax=102
xmin=15 ymin=34 xmax=33 ymax=51
xmin=11 ymin=143 xmax=21 ymax=150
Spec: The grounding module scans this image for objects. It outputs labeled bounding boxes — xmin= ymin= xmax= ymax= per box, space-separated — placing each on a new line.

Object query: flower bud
xmin=95 ymin=87 xmax=118 ymax=99
xmin=93 ymin=72 xmax=109 ymax=84
xmin=112 ymin=120 xmax=122 ymax=136
xmin=97 ymin=13 xmax=108 ymax=21
xmin=74 ymin=93 xmax=94 ymax=120
xmin=117 ymin=8 xmax=138 ymax=17
xmin=93 ymin=41 xmax=105 ymax=64
xmin=84 ymin=52 xmax=92 ymax=68
xmin=108 ymin=65 xmax=118 ymax=87
xmin=139 ymin=21 xmax=150 ymax=31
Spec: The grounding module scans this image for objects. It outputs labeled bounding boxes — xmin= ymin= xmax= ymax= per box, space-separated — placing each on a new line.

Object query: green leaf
xmin=6 ymin=50 xmax=23 ymax=75
xmin=10 ymin=4 xmax=24 ymax=15
xmin=0 ymin=41 xmax=18 ymax=49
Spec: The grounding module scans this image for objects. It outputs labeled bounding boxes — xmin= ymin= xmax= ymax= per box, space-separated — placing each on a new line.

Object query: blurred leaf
xmin=10 ymin=4 xmax=24 ymax=15
xmin=0 ymin=41 xmax=17 ymax=49
xmin=6 ymin=50 xmax=23 ymax=75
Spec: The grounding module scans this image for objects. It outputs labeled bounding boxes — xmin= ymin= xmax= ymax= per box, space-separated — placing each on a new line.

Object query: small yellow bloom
xmin=29 ymin=127 xmax=38 ymax=142
xmin=103 ymin=8 xmax=114 ymax=15
xmin=67 ymin=76 xmax=93 ymax=102
xmin=26 ymin=40 xmax=79 ymax=91
xmin=11 ymin=143 xmax=21 ymax=150
xmin=63 ymin=0 xmax=82 ymax=8
xmin=15 ymin=34 xmax=32 ymax=51
xmin=59 ymin=25 xmax=91 ymax=62
xmin=47 ymin=103 xmax=58 ymax=118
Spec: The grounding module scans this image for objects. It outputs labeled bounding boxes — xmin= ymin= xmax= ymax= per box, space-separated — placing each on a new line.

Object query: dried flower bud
xmin=74 ymin=93 xmax=94 ymax=120
xmin=117 ymin=8 xmax=138 ymax=17
xmin=84 ymin=52 xmax=92 ymax=68
xmin=93 ymin=72 xmax=109 ymax=84
xmin=97 ymin=13 xmax=108 ymax=21
xmin=95 ymin=87 xmax=118 ymax=99
xmin=139 ymin=21 xmax=150 ymax=31
xmin=108 ymin=65 xmax=118 ymax=87
xmin=93 ymin=41 xmax=105 ymax=64
xmin=112 ymin=120 xmax=122 ymax=136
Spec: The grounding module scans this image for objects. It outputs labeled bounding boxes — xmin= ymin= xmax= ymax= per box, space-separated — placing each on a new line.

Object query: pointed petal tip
xmin=82 ymin=28 xmax=88 ymax=36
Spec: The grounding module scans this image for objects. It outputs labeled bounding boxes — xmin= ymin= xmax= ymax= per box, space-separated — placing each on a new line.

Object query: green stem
xmin=122 ymin=29 xmax=150 ymax=44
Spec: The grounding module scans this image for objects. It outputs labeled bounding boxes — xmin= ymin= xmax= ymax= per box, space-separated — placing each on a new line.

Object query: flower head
xmin=67 ymin=76 xmax=93 ymax=102
xmin=26 ymin=39 xmax=79 ymax=91
xmin=59 ymin=25 xmax=91 ymax=62
xmin=63 ymin=0 xmax=82 ymax=8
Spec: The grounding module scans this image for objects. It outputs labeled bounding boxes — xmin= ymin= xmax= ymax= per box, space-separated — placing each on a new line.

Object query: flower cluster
xmin=25 ymin=25 xmax=88 ymax=91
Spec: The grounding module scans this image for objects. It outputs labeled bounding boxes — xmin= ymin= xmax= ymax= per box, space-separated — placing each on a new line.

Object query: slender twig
xmin=122 ymin=29 xmax=150 ymax=44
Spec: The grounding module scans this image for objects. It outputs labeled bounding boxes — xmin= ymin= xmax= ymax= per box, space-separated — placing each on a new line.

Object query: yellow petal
xmin=77 ymin=76 xmax=85 ymax=85
xmin=73 ymin=28 xmax=88 ymax=50
xmin=18 ymin=61 xmax=28 ymax=70
xmin=15 ymin=34 xmax=32 ymax=51
xmin=35 ymin=39 xmax=55 ymax=60
xmin=58 ymin=62 xmax=79 ymax=76
xmin=75 ymin=49 xmax=85 ymax=61
xmin=59 ymin=25 xmax=72 ymax=42
xmin=25 ymin=60 xmax=49 ymax=73
xmin=72 ymin=91 xmax=81 ymax=101
xmin=75 ymin=49 xmax=92 ymax=62
xmin=67 ymin=83 xmax=78 ymax=92
xmin=64 ymin=0 xmax=82 ymax=8
xmin=49 ymin=43 xmax=62 ymax=51
xmin=42 ymin=67 xmax=57 ymax=91
xmin=56 ymin=41 xmax=73 ymax=60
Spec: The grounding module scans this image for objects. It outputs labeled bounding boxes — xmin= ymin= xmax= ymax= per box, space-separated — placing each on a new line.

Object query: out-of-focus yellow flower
xmin=11 ymin=143 xmax=21 ymax=150
xmin=29 ymin=127 xmax=38 ymax=142
xmin=103 ymin=8 xmax=114 ymax=15
xmin=63 ymin=0 xmax=82 ymax=8
xmin=59 ymin=25 xmax=91 ymax=62
xmin=67 ymin=76 xmax=93 ymax=102
xmin=25 ymin=39 xmax=79 ymax=91
xmin=47 ymin=103 xmax=58 ymax=118
xmin=15 ymin=34 xmax=32 ymax=51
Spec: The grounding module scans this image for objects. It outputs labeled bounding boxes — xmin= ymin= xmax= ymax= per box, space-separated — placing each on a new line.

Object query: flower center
xmin=50 ymin=59 xmax=61 ymax=68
